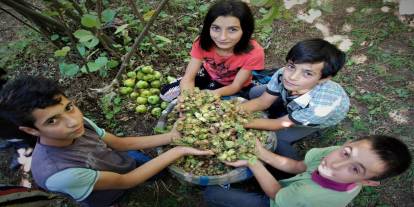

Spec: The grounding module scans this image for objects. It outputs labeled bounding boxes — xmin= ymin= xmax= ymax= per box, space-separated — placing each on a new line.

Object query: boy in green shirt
xmin=204 ymin=135 xmax=411 ymax=207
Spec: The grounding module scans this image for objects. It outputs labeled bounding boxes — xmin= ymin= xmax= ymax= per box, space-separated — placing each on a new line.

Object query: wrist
xmin=256 ymin=145 xmax=265 ymax=158
xmin=172 ymin=146 xmax=187 ymax=156
xmin=212 ymin=89 xmax=221 ymax=96
xmin=248 ymin=159 xmax=262 ymax=168
xmin=169 ymin=131 xmax=180 ymax=142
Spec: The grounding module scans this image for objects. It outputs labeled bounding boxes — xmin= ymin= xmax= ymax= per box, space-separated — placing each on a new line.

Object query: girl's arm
xmin=244 ymin=115 xmax=295 ymax=131
xmin=212 ymin=69 xmax=251 ymax=97
xmin=180 ymin=57 xmax=203 ymax=93
xmin=102 ymin=129 xmax=180 ymax=151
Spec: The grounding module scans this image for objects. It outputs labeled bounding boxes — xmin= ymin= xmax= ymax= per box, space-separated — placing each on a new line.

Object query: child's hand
xmin=169 ymin=127 xmax=181 ymax=143
xmin=202 ymin=89 xmax=221 ymax=97
xmin=255 ymin=138 xmax=265 ymax=155
xmin=170 ymin=117 xmax=185 ymax=142
xmin=209 ymin=89 xmax=221 ymax=97
xmin=176 ymin=95 xmax=185 ymax=114
xmin=174 ymin=146 xmax=214 ymax=156
xmin=223 ymin=160 xmax=249 ymax=167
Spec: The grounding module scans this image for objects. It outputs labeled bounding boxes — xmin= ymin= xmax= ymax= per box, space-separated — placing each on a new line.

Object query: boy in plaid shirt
xmin=241 ymin=38 xmax=349 ymax=159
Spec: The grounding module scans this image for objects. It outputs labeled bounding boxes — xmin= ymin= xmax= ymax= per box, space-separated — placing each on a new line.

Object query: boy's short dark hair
xmin=0 ymin=76 xmax=64 ymax=128
xmin=286 ymin=38 xmax=346 ymax=79
xmin=199 ymin=0 xmax=254 ymax=54
xmin=357 ymin=135 xmax=412 ymax=181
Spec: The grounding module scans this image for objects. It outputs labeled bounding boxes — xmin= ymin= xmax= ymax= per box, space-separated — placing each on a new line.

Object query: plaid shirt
xmin=266 ymin=68 xmax=349 ymax=128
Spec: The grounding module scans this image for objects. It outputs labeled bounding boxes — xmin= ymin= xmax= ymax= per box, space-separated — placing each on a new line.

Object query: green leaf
xmin=155 ymin=35 xmax=172 ymax=44
xmin=80 ymin=65 xmax=88 ymax=73
xmin=143 ymin=10 xmax=155 ymax=21
xmin=199 ymin=4 xmax=209 ymax=14
xmin=352 ymin=119 xmax=368 ymax=131
xmin=43 ymin=11 xmax=59 ymax=17
xmin=77 ymin=44 xmax=86 ymax=56
xmin=87 ymin=57 xmax=108 ymax=72
xmin=153 ymin=126 xmax=168 ymax=134
xmin=258 ymin=5 xmax=281 ymax=26
xmin=50 ymin=34 xmax=59 ymax=41
xmin=114 ymin=96 xmax=122 ymax=105
xmin=81 ymin=14 xmax=100 ymax=28
xmin=83 ymin=37 xmax=99 ymax=49
xmin=59 ymin=62 xmax=80 ymax=77
xmin=73 ymin=29 xmax=94 ymax=42
xmin=107 ymin=60 xmax=119 ymax=68
xmin=54 ymin=46 xmax=70 ymax=57
xmin=95 ymin=56 xmax=108 ymax=67
xmin=251 ymin=0 xmax=272 ymax=6
xmin=115 ymin=24 xmax=128 ymax=35
xmin=102 ymin=9 xmax=116 ymax=23
xmin=87 ymin=62 xmax=100 ymax=72
xmin=58 ymin=0 xmax=74 ymax=9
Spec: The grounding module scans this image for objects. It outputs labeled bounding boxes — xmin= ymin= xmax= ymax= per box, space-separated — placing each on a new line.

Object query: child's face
xmin=26 ymin=95 xmax=85 ymax=142
xmin=210 ymin=16 xmax=243 ymax=52
xmin=318 ymin=140 xmax=386 ymax=184
xmin=282 ymin=61 xmax=327 ymax=94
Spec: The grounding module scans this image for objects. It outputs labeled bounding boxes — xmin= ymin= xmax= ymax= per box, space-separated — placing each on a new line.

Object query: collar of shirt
xmin=292 ymin=91 xmax=312 ymax=108
xmin=311 ymin=170 xmax=358 ymax=192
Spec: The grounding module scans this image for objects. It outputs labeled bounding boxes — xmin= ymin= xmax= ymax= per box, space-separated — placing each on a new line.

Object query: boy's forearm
xmin=96 ymin=147 xmax=186 ymax=190
xmin=244 ymin=115 xmax=294 ymax=131
xmin=244 ymin=118 xmax=282 ymax=130
xmin=110 ymin=132 xmax=178 ymax=151
xmin=240 ymin=98 xmax=268 ymax=113
xmin=258 ymin=147 xmax=307 ymax=174
xmin=121 ymin=147 xmax=185 ymax=187
xmin=248 ymin=161 xmax=281 ymax=199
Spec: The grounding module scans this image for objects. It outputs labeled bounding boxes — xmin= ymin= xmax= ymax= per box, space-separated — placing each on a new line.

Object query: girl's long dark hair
xmin=199 ymin=0 xmax=255 ymax=54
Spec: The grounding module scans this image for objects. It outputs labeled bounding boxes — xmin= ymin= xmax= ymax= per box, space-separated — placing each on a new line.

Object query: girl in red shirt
xmin=160 ymin=0 xmax=265 ymax=101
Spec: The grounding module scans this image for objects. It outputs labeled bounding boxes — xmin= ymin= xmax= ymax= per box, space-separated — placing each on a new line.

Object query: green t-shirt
xmin=270 ymin=146 xmax=362 ymax=207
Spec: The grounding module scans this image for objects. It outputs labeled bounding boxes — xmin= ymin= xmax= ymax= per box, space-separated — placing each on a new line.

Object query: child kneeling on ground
xmin=204 ymin=135 xmax=411 ymax=207
xmin=241 ymin=38 xmax=349 ymax=160
xmin=160 ymin=0 xmax=265 ymax=101
xmin=0 ymin=76 xmax=213 ymax=207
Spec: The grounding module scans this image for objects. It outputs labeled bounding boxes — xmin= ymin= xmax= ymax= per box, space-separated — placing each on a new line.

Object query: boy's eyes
xmin=65 ymin=103 xmax=74 ymax=111
xmin=286 ymin=63 xmax=295 ymax=70
xmin=46 ymin=118 xmax=58 ymax=125
xmin=351 ymin=166 xmax=360 ymax=174
xmin=304 ymin=72 xmax=314 ymax=77
xmin=342 ymin=147 xmax=351 ymax=157
xmin=46 ymin=102 xmax=75 ymax=125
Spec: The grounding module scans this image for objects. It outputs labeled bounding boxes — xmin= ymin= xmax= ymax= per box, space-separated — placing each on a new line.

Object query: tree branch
xmin=2 ymin=0 xmax=67 ymax=35
xmin=114 ymin=0 xmax=169 ymax=82
xmin=127 ymin=0 xmax=167 ymax=58
xmin=68 ymin=0 xmax=84 ymax=16
xmin=55 ymin=11 xmax=90 ymax=73
xmin=0 ymin=6 xmax=41 ymax=34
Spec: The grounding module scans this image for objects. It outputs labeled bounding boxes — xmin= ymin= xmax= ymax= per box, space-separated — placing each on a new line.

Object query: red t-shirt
xmin=190 ymin=39 xmax=265 ymax=86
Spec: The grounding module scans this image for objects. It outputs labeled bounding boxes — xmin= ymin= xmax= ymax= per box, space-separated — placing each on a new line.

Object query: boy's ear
xmin=360 ymin=179 xmax=381 ymax=187
xmin=19 ymin=126 xmax=40 ymax=137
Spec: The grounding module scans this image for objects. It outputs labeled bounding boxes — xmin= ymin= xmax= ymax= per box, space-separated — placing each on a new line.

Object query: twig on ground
xmin=160 ymin=180 xmax=180 ymax=197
